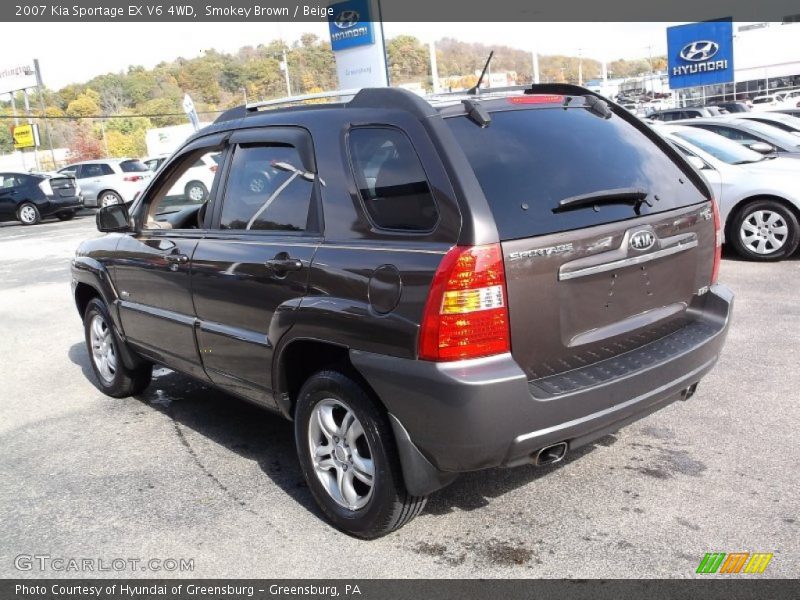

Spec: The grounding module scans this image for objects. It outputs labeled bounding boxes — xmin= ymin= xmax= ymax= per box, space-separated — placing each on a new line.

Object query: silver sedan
xmin=661 ymin=124 xmax=800 ymax=261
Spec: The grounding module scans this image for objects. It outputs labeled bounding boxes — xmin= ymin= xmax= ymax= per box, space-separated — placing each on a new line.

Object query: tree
xmin=386 ymin=35 xmax=429 ymax=84
xmin=66 ymin=93 xmax=100 ymax=118
xmin=68 ymin=124 xmax=104 ymax=161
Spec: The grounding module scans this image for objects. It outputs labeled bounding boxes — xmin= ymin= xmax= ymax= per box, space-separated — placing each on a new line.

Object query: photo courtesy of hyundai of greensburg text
xmin=0 ymin=0 xmax=797 ymax=598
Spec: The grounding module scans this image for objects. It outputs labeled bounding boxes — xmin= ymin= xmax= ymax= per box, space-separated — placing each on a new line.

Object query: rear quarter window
xmin=119 ymin=160 xmax=149 ymax=173
xmin=348 ymin=127 xmax=439 ymax=232
xmin=446 ymin=107 xmax=708 ymax=240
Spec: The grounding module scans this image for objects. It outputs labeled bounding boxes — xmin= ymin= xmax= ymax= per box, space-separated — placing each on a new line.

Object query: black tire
xmin=294 ymin=370 xmax=427 ymax=539
xmin=98 ymin=191 xmax=123 ymax=208
xmin=83 ymin=298 xmax=152 ymax=397
xmin=56 ymin=211 xmax=76 ymax=221
xmin=184 ymin=181 xmax=208 ymax=203
xmin=17 ymin=202 xmax=41 ymax=225
xmin=729 ymin=199 xmax=800 ymax=261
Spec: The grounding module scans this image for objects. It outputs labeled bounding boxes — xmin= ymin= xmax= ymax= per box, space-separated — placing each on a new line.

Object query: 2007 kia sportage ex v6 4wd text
xmin=72 ymin=84 xmax=733 ymax=538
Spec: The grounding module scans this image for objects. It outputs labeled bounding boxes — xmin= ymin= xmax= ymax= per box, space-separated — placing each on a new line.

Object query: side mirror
xmin=748 ymin=141 xmax=774 ymax=154
xmin=96 ymin=204 xmax=131 ymax=232
xmin=687 ymin=156 xmax=707 ymax=170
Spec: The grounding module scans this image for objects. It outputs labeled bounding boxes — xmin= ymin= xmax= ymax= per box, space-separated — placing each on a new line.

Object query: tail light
xmin=419 ymin=244 xmax=511 ymax=361
xmin=123 ymin=175 xmax=143 ymax=182
xmin=38 ymin=179 xmax=53 ymax=196
xmin=711 ymin=198 xmax=722 ymax=284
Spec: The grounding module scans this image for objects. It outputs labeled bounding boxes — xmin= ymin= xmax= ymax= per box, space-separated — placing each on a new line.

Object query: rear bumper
xmin=351 ymin=284 xmax=733 ymax=494
xmin=48 ymin=196 xmax=83 ymax=213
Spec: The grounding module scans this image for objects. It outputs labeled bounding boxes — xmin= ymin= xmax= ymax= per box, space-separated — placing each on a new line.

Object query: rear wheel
xmin=17 ymin=203 xmax=40 ymax=225
xmin=99 ymin=191 xmax=122 ymax=208
xmin=56 ymin=211 xmax=76 ymax=221
xmin=83 ymin=298 xmax=152 ymax=397
xmin=294 ymin=370 xmax=427 ymax=539
xmin=185 ymin=181 xmax=208 ymax=203
xmin=730 ymin=199 xmax=800 ymax=261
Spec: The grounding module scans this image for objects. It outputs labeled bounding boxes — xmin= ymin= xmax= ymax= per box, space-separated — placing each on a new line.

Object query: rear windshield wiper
xmin=553 ymin=187 xmax=651 ymax=214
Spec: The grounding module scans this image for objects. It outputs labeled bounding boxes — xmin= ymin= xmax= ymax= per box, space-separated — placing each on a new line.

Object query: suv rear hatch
xmin=446 ymin=95 xmax=718 ymax=382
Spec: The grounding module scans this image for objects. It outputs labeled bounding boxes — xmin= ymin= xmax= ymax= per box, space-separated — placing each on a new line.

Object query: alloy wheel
xmin=19 ymin=205 xmax=37 ymax=224
xmin=308 ymin=399 xmax=375 ymax=511
xmin=740 ymin=209 xmax=788 ymax=255
xmin=89 ymin=314 xmax=117 ymax=383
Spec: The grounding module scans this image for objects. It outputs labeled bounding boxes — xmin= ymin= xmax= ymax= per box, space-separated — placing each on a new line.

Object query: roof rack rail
xmin=245 ymin=88 xmax=361 ymax=111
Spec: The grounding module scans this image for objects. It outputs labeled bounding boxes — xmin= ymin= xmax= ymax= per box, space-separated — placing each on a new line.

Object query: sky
xmin=3 ymin=22 xmax=680 ymax=90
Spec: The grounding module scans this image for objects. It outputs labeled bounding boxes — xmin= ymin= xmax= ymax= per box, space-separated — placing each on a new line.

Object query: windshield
xmin=670 ymin=128 xmax=765 ymax=164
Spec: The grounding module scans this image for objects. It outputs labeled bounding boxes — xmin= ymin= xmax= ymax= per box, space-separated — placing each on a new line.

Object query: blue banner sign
xmin=328 ymin=0 xmax=375 ymax=52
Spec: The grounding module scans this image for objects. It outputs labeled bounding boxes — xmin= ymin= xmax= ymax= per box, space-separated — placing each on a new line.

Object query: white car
xmin=660 ymin=124 xmax=800 ymax=260
xmin=57 ymin=158 xmax=152 ymax=207
xmin=164 ymin=153 xmax=220 ymax=203
xmin=751 ymin=94 xmax=780 ymax=111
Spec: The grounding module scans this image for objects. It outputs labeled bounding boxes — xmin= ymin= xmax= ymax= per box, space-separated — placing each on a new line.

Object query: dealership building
xmin=672 ymin=20 xmax=800 ymax=105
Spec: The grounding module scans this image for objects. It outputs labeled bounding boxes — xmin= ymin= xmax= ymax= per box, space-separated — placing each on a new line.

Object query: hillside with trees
xmin=0 ymin=34 xmax=664 ymax=164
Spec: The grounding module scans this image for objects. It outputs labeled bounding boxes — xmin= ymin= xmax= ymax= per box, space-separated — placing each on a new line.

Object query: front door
xmin=110 ymin=134 xmax=228 ymax=378
xmin=191 ymin=128 xmax=321 ymax=405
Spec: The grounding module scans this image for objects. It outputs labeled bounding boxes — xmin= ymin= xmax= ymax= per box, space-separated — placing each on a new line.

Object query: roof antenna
xmin=467 ymin=51 xmax=494 ymax=95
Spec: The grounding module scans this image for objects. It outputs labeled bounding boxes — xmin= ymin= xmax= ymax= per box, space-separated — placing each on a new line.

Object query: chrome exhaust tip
xmin=534 ymin=441 xmax=568 ymax=466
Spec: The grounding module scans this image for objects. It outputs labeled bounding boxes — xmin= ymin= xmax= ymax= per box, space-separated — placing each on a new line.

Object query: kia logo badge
xmin=630 ymin=230 xmax=656 ymax=251
xmin=680 ymin=41 xmax=720 ymax=62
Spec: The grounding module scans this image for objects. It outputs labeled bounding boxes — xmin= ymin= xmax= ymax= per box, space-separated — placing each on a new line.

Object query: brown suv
xmin=72 ymin=84 xmax=733 ymax=538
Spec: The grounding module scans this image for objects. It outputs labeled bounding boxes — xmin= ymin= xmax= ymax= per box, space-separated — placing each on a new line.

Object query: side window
xmin=702 ymin=125 xmax=758 ymax=144
xmin=219 ymin=144 xmax=314 ymax=232
xmin=144 ymin=147 xmax=223 ymax=230
xmin=348 ymin=128 xmax=439 ymax=232
xmin=82 ymin=164 xmax=107 ymax=178
xmin=0 ymin=174 xmax=19 ymax=188
xmin=60 ymin=165 xmax=80 ymax=178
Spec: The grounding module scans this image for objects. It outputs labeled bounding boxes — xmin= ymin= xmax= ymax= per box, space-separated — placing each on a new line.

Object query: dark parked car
xmin=711 ymin=101 xmax=750 ymax=113
xmin=0 ymin=172 xmax=82 ymax=225
xmin=71 ymin=85 xmax=733 ymax=538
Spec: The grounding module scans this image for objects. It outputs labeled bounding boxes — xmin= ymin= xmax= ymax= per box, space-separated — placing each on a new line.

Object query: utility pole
xmin=532 ymin=50 xmax=540 ymax=84
xmin=281 ymin=49 xmax=292 ymax=97
xmin=578 ymin=48 xmax=583 ymax=87
xmin=23 ymin=88 xmax=40 ymax=171
xmin=429 ymin=40 xmax=440 ymax=94
xmin=10 ymin=92 xmax=24 ymax=170
xmin=34 ymin=59 xmax=56 ymax=169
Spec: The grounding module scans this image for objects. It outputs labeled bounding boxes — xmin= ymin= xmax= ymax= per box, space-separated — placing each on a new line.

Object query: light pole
xmin=281 ymin=49 xmax=292 ymax=97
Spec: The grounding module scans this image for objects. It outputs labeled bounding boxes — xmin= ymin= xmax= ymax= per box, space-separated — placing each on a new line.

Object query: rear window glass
xmin=446 ymin=107 xmax=707 ymax=239
xmin=119 ymin=160 xmax=149 ymax=172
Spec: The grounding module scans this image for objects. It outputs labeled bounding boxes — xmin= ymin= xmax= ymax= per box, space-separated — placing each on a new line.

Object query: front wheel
xmin=83 ymin=298 xmax=152 ymax=397
xmin=730 ymin=199 xmax=800 ymax=261
xmin=295 ymin=370 xmax=427 ymax=539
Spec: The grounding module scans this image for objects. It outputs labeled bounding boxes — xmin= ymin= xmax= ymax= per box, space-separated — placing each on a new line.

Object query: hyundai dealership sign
xmin=328 ymin=0 xmax=389 ymax=89
xmin=667 ymin=19 xmax=734 ymax=89
xmin=328 ymin=0 xmax=375 ymax=51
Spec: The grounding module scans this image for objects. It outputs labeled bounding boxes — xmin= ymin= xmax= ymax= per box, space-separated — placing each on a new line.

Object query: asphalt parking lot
xmin=0 ymin=213 xmax=797 ymax=578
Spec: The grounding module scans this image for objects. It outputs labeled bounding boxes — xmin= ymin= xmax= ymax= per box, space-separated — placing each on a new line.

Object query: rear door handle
xmin=165 ymin=253 xmax=189 ymax=264
xmin=265 ymin=257 xmax=303 ymax=272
